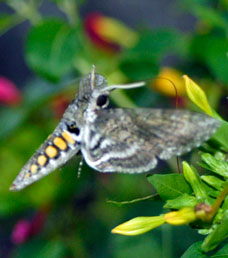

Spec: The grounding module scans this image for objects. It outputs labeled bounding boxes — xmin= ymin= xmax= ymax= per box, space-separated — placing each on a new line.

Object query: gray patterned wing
xmin=81 ymin=108 xmax=220 ymax=173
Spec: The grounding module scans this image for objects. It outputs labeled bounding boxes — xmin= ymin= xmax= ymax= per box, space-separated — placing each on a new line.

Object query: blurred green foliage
xmin=0 ymin=0 xmax=228 ymax=257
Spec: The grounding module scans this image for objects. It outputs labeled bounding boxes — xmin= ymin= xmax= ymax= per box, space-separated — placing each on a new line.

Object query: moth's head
xmin=78 ymin=66 xmax=107 ymax=97
xmin=78 ymin=66 xmax=146 ymax=111
xmin=77 ymin=66 xmax=110 ymax=110
xmin=89 ymin=66 xmax=147 ymax=110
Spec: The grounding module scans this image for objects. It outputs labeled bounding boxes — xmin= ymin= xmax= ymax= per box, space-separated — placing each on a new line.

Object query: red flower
xmin=30 ymin=209 xmax=48 ymax=236
xmin=85 ymin=13 xmax=120 ymax=52
xmin=0 ymin=77 xmax=21 ymax=105
xmin=51 ymin=95 xmax=70 ymax=119
xmin=84 ymin=12 xmax=138 ymax=52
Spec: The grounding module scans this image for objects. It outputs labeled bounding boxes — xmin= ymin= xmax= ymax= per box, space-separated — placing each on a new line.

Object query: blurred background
xmin=0 ymin=0 xmax=228 ymax=257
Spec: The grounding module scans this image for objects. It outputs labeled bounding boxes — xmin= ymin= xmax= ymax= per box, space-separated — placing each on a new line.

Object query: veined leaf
xmin=147 ymin=174 xmax=192 ymax=200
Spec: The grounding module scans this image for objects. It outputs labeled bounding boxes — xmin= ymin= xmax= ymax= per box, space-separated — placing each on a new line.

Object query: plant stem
xmin=57 ymin=0 xmax=79 ymax=25
xmin=208 ymin=183 xmax=228 ymax=220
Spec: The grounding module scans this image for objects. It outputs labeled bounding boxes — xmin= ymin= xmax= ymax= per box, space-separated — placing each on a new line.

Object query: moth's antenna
xmin=154 ymin=76 xmax=179 ymax=109
xmin=151 ymin=76 xmax=182 ymax=173
xmin=77 ymin=158 xmax=84 ymax=178
xmin=103 ymin=81 xmax=145 ymax=92
xmin=91 ymin=65 xmax=96 ymax=90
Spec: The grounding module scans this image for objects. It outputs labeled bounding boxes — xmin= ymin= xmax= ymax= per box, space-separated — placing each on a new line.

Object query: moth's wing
xmin=10 ymin=122 xmax=80 ymax=191
xmin=81 ymin=108 xmax=220 ymax=174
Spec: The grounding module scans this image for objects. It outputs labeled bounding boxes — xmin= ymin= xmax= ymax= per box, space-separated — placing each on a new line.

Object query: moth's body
xmin=10 ymin=68 xmax=220 ymax=191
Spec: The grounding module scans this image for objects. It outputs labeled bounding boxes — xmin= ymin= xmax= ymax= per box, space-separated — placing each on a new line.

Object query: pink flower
xmin=11 ymin=208 xmax=48 ymax=245
xmin=0 ymin=77 xmax=21 ymax=105
xmin=11 ymin=220 xmax=31 ymax=245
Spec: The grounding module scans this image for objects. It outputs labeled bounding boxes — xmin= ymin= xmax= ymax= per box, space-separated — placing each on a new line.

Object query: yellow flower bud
xmin=152 ymin=67 xmax=186 ymax=97
xmin=112 ymin=216 xmax=165 ymax=236
xmin=164 ymin=207 xmax=196 ymax=225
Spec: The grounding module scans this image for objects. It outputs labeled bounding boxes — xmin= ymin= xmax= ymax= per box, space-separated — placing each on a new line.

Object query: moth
xmin=10 ymin=67 xmax=220 ymax=191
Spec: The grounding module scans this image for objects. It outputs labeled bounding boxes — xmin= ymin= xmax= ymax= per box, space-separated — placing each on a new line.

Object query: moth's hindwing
xmin=10 ymin=124 xmax=80 ymax=191
xmin=81 ymin=108 xmax=220 ymax=173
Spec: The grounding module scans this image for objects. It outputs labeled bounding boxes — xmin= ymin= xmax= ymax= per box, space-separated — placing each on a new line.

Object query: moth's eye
xmin=96 ymin=94 xmax=108 ymax=107
xmin=68 ymin=124 xmax=80 ymax=136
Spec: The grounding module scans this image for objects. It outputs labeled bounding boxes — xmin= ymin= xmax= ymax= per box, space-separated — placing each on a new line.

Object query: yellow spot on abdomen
xmin=46 ymin=145 xmax=58 ymax=158
xmin=37 ymin=155 xmax=47 ymax=166
xmin=30 ymin=164 xmax=38 ymax=174
xmin=53 ymin=137 xmax=67 ymax=150
xmin=62 ymin=131 xmax=75 ymax=144
xmin=24 ymin=173 xmax=31 ymax=179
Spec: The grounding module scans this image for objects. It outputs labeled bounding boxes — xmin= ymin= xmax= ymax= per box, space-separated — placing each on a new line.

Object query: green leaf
xmin=0 ymin=194 xmax=30 ymax=216
xmin=26 ymin=18 xmax=81 ymax=81
xmin=212 ymin=120 xmax=228 ymax=151
xmin=190 ymin=35 xmax=228 ymax=85
xmin=192 ymin=6 xmax=228 ymax=29
xmin=202 ymin=210 xmax=228 ymax=252
xmin=202 ymin=182 xmax=219 ymax=199
xmin=201 ymin=153 xmax=228 ymax=178
xmin=181 ymin=241 xmax=208 ymax=258
xmin=147 ymin=174 xmax=192 ymax=200
xmin=119 ymin=29 xmax=181 ymax=80
xmin=214 ymin=151 xmax=227 ymax=161
xmin=222 ymin=196 xmax=228 ymax=211
xmin=132 ymin=29 xmax=180 ymax=58
xmin=201 ymin=175 xmax=224 ymax=191
xmin=119 ymin=52 xmax=159 ymax=80
xmin=164 ymin=193 xmax=197 ymax=209
xmin=212 ymin=242 xmax=228 ymax=257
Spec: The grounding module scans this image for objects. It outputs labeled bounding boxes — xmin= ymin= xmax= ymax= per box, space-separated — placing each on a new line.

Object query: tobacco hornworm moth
xmin=10 ymin=67 xmax=220 ymax=191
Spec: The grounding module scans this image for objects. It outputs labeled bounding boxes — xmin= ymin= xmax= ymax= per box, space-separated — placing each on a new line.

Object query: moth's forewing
xmin=81 ymin=108 xmax=220 ymax=173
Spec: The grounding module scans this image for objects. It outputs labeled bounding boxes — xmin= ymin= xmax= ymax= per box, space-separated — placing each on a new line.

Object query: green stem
xmin=57 ymin=0 xmax=79 ymax=25
xmin=7 ymin=0 xmax=42 ymax=25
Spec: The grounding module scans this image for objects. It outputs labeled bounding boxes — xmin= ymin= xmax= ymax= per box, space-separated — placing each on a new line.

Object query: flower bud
xmin=112 ymin=216 xmax=165 ymax=236
xmin=164 ymin=207 xmax=196 ymax=225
